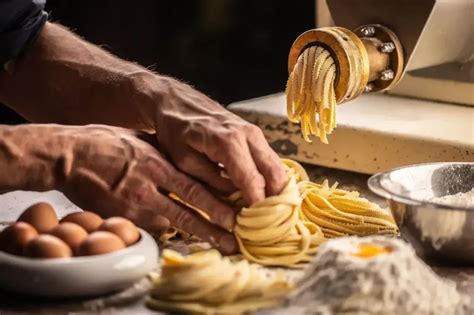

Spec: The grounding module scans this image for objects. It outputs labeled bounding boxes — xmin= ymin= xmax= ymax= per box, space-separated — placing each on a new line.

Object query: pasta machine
xmin=228 ymin=0 xmax=474 ymax=174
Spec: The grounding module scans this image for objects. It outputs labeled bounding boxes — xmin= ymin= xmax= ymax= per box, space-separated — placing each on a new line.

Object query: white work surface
xmin=0 ymin=190 xmax=81 ymax=226
xmin=0 ymin=165 xmax=473 ymax=314
xmin=229 ymin=93 xmax=474 ymax=174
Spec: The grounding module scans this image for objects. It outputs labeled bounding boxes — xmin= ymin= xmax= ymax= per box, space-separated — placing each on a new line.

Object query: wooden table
xmin=1 ymin=164 xmax=472 ymax=314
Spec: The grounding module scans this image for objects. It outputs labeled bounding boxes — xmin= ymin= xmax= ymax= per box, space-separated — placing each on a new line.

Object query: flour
xmin=413 ymin=189 xmax=473 ymax=250
xmin=429 ymin=188 xmax=474 ymax=208
xmin=414 ymin=208 xmax=466 ymax=250
xmin=284 ymin=236 xmax=471 ymax=315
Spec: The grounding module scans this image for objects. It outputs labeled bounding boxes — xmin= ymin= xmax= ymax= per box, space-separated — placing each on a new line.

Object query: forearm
xmin=0 ymin=22 xmax=161 ymax=130
xmin=0 ymin=123 xmax=135 ymax=195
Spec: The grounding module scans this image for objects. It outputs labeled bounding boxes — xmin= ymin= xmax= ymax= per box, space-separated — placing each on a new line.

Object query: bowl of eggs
xmin=0 ymin=203 xmax=158 ymax=297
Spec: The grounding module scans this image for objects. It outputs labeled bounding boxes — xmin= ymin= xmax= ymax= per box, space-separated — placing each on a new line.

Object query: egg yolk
xmin=352 ymin=243 xmax=393 ymax=258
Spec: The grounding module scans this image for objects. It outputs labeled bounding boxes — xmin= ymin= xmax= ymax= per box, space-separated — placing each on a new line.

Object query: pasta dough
xmin=147 ymin=249 xmax=292 ymax=314
xmin=286 ymin=46 xmax=337 ymax=144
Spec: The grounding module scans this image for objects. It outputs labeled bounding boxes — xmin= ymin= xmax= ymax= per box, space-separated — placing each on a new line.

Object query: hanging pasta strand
xmin=286 ymin=46 xmax=337 ymax=143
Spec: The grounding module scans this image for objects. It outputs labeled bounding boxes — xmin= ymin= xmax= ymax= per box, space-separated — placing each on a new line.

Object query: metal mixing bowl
xmin=368 ymin=162 xmax=474 ymax=264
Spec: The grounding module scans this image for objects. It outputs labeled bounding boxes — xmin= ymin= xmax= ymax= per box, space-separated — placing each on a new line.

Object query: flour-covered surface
xmin=0 ymin=164 xmax=472 ymax=314
xmin=281 ymin=236 xmax=471 ymax=315
xmin=0 ymin=190 xmax=81 ymax=227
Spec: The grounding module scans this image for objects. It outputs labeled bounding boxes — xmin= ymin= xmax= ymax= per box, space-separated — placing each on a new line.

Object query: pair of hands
xmin=0 ymin=22 xmax=287 ymax=255
xmin=54 ymin=80 xmax=287 ymax=255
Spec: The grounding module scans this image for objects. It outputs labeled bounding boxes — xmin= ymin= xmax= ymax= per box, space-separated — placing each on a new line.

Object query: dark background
xmin=0 ymin=0 xmax=315 ymax=124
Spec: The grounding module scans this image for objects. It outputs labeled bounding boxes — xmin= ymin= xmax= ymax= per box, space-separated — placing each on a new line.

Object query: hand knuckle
xmin=173 ymin=155 xmax=189 ymax=169
xmin=174 ymin=210 xmax=192 ymax=228
xmin=246 ymin=172 xmax=265 ymax=189
xmin=225 ymin=131 xmax=240 ymax=143
xmin=209 ymin=137 xmax=237 ymax=162
xmin=245 ymin=124 xmax=263 ymax=136
xmin=186 ymin=180 xmax=199 ymax=195
xmin=267 ymin=165 xmax=287 ymax=195
xmin=184 ymin=181 xmax=205 ymax=202
xmin=145 ymin=155 xmax=174 ymax=182
xmin=119 ymin=182 xmax=152 ymax=205
xmin=121 ymin=209 xmax=138 ymax=222
xmin=275 ymin=167 xmax=288 ymax=185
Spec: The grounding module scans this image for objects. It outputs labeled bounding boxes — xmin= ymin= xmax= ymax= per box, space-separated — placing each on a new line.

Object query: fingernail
xmin=221 ymin=213 xmax=236 ymax=230
xmin=248 ymin=188 xmax=265 ymax=206
xmin=268 ymin=176 xmax=288 ymax=196
xmin=151 ymin=215 xmax=170 ymax=234
xmin=219 ymin=234 xmax=238 ymax=255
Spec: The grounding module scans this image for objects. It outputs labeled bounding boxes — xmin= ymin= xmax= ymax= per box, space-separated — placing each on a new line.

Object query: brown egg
xmin=61 ymin=211 xmax=103 ymax=233
xmin=0 ymin=222 xmax=38 ymax=256
xmin=17 ymin=202 xmax=58 ymax=233
xmin=99 ymin=217 xmax=140 ymax=246
xmin=24 ymin=235 xmax=72 ymax=259
xmin=49 ymin=222 xmax=88 ymax=255
xmin=78 ymin=231 xmax=126 ymax=256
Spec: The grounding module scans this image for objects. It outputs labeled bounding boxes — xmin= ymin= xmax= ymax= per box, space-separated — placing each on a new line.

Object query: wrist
xmin=129 ymin=71 xmax=191 ymax=133
xmin=128 ymin=71 xmax=172 ymax=132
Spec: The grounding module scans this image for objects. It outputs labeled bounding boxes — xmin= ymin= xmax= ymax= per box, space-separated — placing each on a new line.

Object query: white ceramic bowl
xmin=0 ymin=229 xmax=158 ymax=297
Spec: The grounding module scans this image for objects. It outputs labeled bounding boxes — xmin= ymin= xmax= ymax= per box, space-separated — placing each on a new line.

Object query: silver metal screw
xmin=364 ymin=83 xmax=374 ymax=93
xmin=380 ymin=42 xmax=395 ymax=53
xmin=360 ymin=26 xmax=375 ymax=37
xmin=380 ymin=69 xmax=394 ymax=81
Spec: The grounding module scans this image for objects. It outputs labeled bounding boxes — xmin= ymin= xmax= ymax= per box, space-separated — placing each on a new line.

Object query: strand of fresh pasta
xmin=234 ymin=159 xmax=396 ymax=265
xmin=286 ymin=45 xmax=337 ymax=144
xmin=147 ymin=160 xmax=398 ymax=313
xmin=159 ymin=159 xmax=396 ymax=267
xmin=284 ymin=159 xmax=397 ymax=238
xmin=234 ymin=175 xmax=325 ymax=267
xmin=298 ymin=180 xmax=398 ymax=238
xmin=147 ymin=249 xmax=292 ymax=314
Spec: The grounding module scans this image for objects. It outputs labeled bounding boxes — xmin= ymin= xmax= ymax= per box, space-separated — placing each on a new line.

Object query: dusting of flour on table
xmin=284 ymin=236 xmax=471 ymax=315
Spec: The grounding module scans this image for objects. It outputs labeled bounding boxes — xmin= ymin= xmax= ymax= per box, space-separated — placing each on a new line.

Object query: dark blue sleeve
xmin=0 ymin=0 xmax=48 ymax=65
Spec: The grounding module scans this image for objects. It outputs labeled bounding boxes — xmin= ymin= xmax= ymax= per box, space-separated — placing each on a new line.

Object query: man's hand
xmin=0 ymin=124 xmax=238 ymax=254
xmin=0 ymin=22 xmax=288 ymax=205
xmin=153 ymin=77 xmax=288 ymax=205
